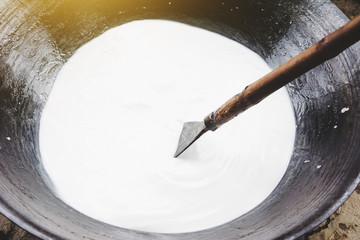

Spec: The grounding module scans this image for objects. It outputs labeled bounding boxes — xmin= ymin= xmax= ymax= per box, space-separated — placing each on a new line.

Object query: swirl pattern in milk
xmin=40 ymin=20 xmax=295 ymax=233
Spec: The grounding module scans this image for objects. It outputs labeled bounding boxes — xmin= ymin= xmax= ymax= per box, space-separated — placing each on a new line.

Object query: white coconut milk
xmin=40 ymin=19 xmax=296 ymax=233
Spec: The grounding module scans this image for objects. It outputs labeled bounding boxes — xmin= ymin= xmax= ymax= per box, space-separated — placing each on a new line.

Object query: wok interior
xmin=0 ymin=0 xmax=360 ymax=239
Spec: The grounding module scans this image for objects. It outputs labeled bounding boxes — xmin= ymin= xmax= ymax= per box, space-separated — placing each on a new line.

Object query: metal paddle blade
xmin=174 ymin=121 xmax=207 ymax=158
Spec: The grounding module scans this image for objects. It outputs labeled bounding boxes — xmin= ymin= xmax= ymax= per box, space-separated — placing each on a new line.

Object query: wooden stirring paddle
xmin=174 ymin=15 xmax=360 ymax=158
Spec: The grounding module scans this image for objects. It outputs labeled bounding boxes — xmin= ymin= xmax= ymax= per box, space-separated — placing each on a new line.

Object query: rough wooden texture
xmin=208 ymin=14 xmax=360 ymax=129
xmin=0 ymin=214 xmax=39 ymax=240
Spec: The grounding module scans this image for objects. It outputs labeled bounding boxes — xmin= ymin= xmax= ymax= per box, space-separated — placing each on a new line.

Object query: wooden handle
xmin=204 ymin=15 xmax=360 ymax=131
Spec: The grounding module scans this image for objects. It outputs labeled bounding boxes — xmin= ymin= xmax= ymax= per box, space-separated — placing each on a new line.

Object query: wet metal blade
xmin=174 ymin=121 xmax=208 ymax=158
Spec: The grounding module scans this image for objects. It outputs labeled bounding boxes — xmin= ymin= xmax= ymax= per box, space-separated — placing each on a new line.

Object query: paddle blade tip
xmin=174 ymin=121 xmax=207 ymax=158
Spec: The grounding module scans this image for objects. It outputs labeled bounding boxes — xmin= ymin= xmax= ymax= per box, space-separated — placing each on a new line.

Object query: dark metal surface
xmin=0 ymin=0 xmax=360 ymax=239
xmin=175 ymin=15 xmax=360 ymax=158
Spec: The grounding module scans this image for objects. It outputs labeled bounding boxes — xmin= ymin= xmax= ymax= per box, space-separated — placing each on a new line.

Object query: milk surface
xmin=40 ymin=19 xmax=296 ymax=233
